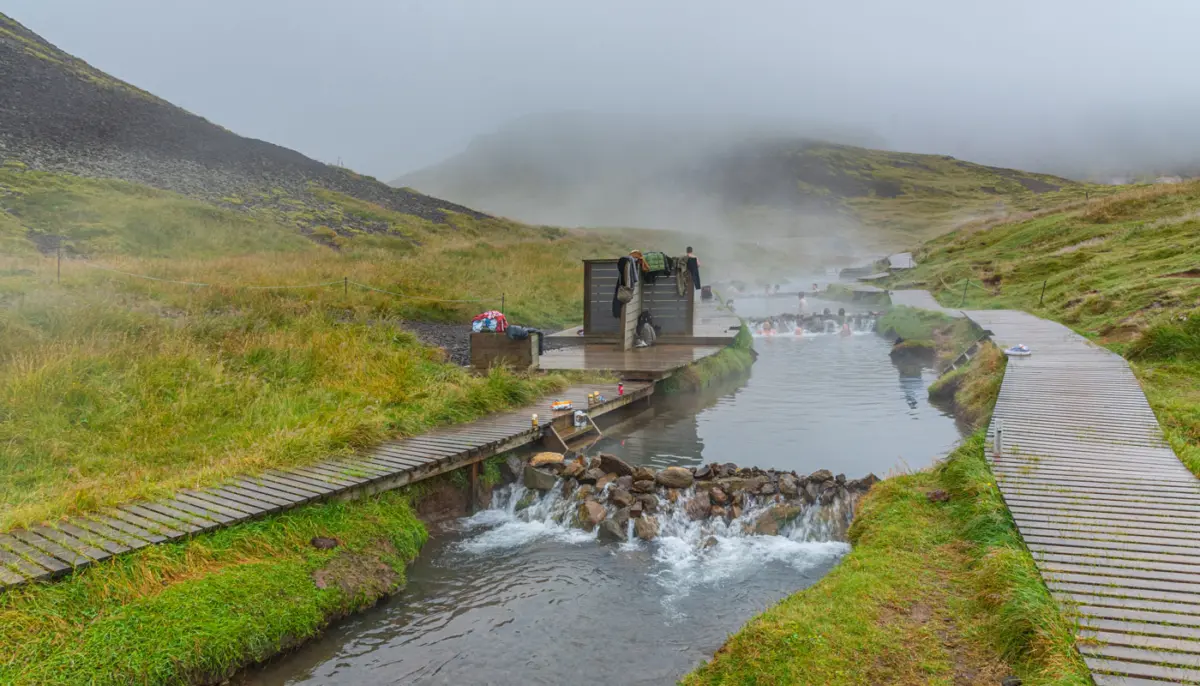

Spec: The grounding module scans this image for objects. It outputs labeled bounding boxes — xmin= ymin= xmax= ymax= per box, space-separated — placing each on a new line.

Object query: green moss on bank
xmin=877 ymin=306 xmax=952 ymax=341
xmin=0 ymin=489 xmax=428 ymax=686
xmin=661 ymin=325 xmax=755 ymax=393
xmin=936 ymin=436 xmax=1089 ymax=683
xmin=928 ymin=343 xmax=1007 ymax=429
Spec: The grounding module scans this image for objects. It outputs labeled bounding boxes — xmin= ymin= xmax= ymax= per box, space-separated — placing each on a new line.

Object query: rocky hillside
xmin=0 ymin=12 xmax=486 ymax=241
xmin=396 ymin=112 xmax=1100 ymax=250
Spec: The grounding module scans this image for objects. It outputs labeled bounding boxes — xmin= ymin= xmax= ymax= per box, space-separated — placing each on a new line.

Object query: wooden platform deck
xmin=0 ymin=381 xmax=652 ymax=590
xmin=963 ymin=309 xmax=1200 ymax=685
xmin=538 ymin=344 xmax=726 ymax=379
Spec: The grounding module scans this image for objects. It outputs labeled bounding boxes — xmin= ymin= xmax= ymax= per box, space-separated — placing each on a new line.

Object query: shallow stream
xmin=240 ymin=299 xmax=963 ymax=686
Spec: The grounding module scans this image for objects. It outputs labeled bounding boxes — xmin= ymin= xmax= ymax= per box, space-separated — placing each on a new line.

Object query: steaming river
xmin=238 ymin=300 xmax=963 ymax=686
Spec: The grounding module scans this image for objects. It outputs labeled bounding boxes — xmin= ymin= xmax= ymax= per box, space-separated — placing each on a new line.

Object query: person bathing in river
xmin=797 ymin=291 xmax=808 ymax=313
xmin=840 ymin=321 xmax=853 ymax=337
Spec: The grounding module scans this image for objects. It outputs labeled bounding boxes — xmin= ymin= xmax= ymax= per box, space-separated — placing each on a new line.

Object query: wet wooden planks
xmin=887 ymin=289 xmax=965 ymax=317
xmin=0 ymin=381 xmax=650 ymax=590
xmin=965 ymin=307 xmax=1200 ymax=685
xmin=538 ymin=344 xmax=725 ymax=377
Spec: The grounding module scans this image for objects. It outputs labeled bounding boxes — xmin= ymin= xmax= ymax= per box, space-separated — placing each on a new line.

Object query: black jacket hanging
xmin=612 ymin=256 xmax=638 ymax=318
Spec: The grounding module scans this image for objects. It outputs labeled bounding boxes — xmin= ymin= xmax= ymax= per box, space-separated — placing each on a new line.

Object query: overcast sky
xmin=8 ymin=0 xmax=1200 ymax=179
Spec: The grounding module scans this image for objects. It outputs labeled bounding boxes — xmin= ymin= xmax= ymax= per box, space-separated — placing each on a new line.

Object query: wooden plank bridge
xmin=889 ymin=289 xmax=1200 ymax=684
xmin=0 ymin=381 xmax=654 ymax=590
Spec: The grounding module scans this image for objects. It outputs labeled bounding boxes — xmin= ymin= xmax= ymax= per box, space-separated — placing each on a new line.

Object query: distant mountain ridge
xmin=0 ymin=12 xmax=486 ymax=233
xmin=394 ymin=112 xmax=1087 ymax=249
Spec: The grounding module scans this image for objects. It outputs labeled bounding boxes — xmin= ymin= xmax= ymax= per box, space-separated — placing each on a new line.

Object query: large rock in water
xmin=562 ymin=459 xmax=586 ymax=480
xmin=753 ymin=504 xmax=802 ymax=536
xmin=579 ymin=468 xmax=605 ymax=485
xmin=809 ymin=469 xmax=834 ymax=483
xmin=530 ymin=452 xmax=565 ymax=468
xmin=575 ymin=500 xmax=607 ymax=531
xmin=685 ymin=491 xmax=712 ymax=521
xmin=609 ymin=488 xmax=635 ymax=509
xmin=524 ymin=466 xmax=558 ymax=491
xmin=612 ymin=507 xmax=631 ymax=530
xmin=634 ymin=516 xmax=659 ymax=541
xmin=709 ymin=486 xmax=730 ymax=506
xmin=597 ymin=519 xmax=627 ymax=543
xmin=716 ymin=476 xmax=767 ymax=495
xmin=635 ymin=493 xmax=659 ymax=513
xmin=778 ymin=474 xmax=800 ymax=497
xmin=656 ymin=466 xmax=695 ymax=489
xmin=632 ymin=466 xmax=657 ymax=482
xmin=847 ymin=473 xmax=880 ymax=492
xmin=632 ymin=479 xmax=656 ymax=494
xmin=598 ymin=453 xmax=634 ymax=477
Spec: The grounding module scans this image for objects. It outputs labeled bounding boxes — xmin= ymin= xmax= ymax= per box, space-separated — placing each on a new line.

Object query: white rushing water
xmin=459 ymin=480 xmax=852 ymax=608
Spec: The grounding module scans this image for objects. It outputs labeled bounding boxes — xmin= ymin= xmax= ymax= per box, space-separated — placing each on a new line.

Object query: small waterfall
xmin=458 ymin=459 xmax=876 ymax=604
xmin=467 ymin=462 xmax=876 ymax=549
xmin=747 ymin=312 xmax=879 ymax=337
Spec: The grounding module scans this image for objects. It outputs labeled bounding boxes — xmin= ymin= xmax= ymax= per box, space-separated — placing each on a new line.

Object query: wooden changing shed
xmin=583 ymin=258 xmax=695 ymax=348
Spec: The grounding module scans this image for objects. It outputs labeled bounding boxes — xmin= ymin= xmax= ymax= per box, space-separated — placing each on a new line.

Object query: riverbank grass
xmin=0 ymin=489 xmax=428 ymax=686
xmin=661 ymin=324 xmax=755 ymax=393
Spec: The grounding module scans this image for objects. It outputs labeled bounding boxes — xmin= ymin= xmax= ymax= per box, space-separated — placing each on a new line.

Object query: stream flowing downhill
xmin=240 ymin=295 xmax=964 ymax=686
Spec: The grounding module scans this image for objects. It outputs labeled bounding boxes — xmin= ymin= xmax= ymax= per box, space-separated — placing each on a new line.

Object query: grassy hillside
xmin=0 ymin=166 xmax=620 ymax=529
xmin=892 ymin=181 xmax=1200 ymax=470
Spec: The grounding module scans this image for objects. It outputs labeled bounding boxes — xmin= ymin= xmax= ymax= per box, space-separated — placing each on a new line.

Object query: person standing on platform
xmin=685 ymin=246 xmax=702 ymax=290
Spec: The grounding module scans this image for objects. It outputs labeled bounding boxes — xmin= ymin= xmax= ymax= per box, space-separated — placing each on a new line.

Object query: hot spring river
xmin=239 ymin=300 xmax=963 ymax=686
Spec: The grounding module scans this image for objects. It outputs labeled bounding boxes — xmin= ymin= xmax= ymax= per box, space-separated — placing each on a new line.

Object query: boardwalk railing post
xmin=960 ymin=280 xmax=969 ymax=307
xmin=56 ymin=242 xmax=61 ymax=283
xmin=993 ymin=420 xmax=1003 ymax=458
xmin=1039 ymin=280 xmax=1047 ymax=306
xmin=343 ymin=276 xmax=348 ymax=296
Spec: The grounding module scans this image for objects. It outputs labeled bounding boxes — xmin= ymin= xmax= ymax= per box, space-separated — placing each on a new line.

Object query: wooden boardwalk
xmin=0 ymin=381 xmax=651 ymax=590
xmin=888 ymin=289 xmax=965 ymax=317
xmin=964 ymin=309 xmax=1200 ymax=685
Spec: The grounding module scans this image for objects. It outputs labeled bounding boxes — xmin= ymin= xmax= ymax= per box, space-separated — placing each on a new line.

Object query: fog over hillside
xmin=6 ymin=0 xmax=1200 ymax=183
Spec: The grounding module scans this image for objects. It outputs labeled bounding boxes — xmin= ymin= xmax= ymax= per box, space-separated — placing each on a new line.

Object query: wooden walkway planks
xmin=887 ymin=290 xmax=965 ymax=317
xmin=537 ymin=344 xmax=725 ymax=377
xmin=0 ymin=381 xmax=651 ymax=591
xmin=963 ymin=307 xmax=1200 ymax=685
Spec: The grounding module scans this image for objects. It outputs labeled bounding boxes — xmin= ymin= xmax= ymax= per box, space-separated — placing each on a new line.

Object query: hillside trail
xmin=897 ymin=290 xmax=1200 ymax=685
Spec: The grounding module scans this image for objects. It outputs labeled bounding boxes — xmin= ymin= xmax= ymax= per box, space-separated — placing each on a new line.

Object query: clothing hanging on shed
xmin=671 ymin=256 xmax=690 ymax=296
xmin=612 ymin=256 xmax=638 ymax=318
